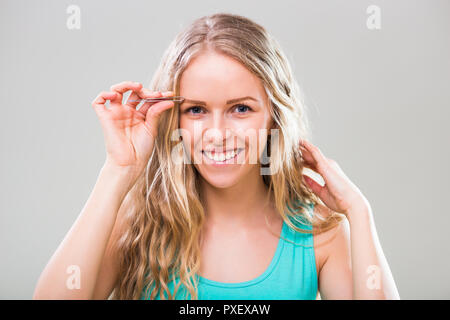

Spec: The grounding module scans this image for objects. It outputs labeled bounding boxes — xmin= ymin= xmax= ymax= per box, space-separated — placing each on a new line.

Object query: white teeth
xmin=204 ymin=149 xmax=240 ymax=162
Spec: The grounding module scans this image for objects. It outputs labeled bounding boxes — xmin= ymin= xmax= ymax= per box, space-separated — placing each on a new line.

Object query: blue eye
xmin=184 ymin=104 xmax=252 ymax=115
xmin=185 ymin=106 xmax=204 ymax=114
xmin=234 ymin=104 xmax=251 ymax=113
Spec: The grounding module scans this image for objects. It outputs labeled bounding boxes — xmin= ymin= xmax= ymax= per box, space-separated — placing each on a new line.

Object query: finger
xmin=143 ymin=100 xmax=175 ymax=137
xmin=125 ymin=88 xmax=162 ymax=109
xmin=298 ymin=146 xmax=317 ymax=169
xmin=300 ymin=140 xmax=343 ymax=189
xmin=300 ymin=139 xmax=329 ymax=171
xmin=91 ymin=91 xmax=117 ymax=116
xmin=140 ymin=87 xmax=173 ymax=97
xmin=303 ymin=174 xmax=326 ymax=198
xmin=299 ymin=145 xmax=316 ymax=166
xmin=138 ymin=90 xmax=174 ymax=116
xmin=299 ymin=146 xmax=323 ymax=177
xmin=137 ymin=90 xmax=162 ymax=115
xmin=109 ymin=81 xmax=142 ymax=108
xmin=301 ymin=160 xmax=318 ymax=173
xmin=303 ymin=174 xmax=336 ymax=208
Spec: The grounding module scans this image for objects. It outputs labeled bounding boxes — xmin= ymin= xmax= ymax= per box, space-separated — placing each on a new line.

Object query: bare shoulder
xmin=312 ymin=202 xmax=350 ymax=275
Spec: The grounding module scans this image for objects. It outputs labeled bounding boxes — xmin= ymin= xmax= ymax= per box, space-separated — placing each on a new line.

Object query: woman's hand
xmin=91 ymin=81 xmax=175 ymax=173
xmin=299 ymin=139 xmax=371 ymax=219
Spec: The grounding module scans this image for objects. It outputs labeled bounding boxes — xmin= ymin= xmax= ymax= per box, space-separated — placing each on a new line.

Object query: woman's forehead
xmin=180 ymin=53 xmax=265 ymax=90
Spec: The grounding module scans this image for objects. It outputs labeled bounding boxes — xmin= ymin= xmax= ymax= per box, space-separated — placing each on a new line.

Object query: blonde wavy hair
xmin=111 ymin=12 xmax=344 ymax=300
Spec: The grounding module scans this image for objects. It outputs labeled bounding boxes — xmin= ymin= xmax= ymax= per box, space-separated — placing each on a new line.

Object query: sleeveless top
xmin=140 ymin=201 xmax=318 ymax=300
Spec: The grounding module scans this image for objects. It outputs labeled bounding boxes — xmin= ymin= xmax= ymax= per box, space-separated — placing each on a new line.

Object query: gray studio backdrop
xmin=1 ymin=0 xmax=449 ymax=299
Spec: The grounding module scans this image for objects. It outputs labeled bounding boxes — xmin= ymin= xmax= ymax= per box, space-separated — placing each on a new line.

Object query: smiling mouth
xmin=201 ymin=148 xmax=244 ymax=163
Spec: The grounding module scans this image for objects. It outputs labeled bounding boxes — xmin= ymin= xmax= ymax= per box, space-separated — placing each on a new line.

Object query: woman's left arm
xmin=299 ymin=139 xmax=400 ymax=300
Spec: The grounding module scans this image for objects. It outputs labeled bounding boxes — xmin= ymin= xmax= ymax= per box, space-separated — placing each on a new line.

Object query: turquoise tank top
xmin=140 ymin=201 xmax=318 ymax=300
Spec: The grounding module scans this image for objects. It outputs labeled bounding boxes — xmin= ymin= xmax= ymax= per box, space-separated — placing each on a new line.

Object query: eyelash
xmin=183 ymin=104 xmax=253 ymax=115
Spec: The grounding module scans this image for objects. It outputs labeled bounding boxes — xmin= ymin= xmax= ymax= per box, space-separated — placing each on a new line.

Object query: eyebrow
xmin=181 ymin=96 xmax=258 ymax=106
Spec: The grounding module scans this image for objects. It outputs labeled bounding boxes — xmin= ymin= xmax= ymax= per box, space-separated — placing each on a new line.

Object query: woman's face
xmin=178 ymin=50 xmax=273 ymax=189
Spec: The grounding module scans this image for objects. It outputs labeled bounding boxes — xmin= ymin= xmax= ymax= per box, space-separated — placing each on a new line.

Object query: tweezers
xmin=128 ymin=96 xmax=185 ymax=103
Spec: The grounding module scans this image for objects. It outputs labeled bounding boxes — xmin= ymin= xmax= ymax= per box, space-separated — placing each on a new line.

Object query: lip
xmin=202 ymin=148 xmax=243 ymax=153
xmin=201 ymin=148 xmax=244 ymax=166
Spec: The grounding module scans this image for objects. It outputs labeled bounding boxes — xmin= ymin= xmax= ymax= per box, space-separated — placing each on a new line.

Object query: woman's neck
xmin=200 ymin=167 xmax=276 ymax=229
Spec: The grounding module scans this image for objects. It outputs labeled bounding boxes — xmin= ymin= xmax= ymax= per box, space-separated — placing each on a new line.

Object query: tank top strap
xmin=283 ymin=199 xmax=315 ymax=247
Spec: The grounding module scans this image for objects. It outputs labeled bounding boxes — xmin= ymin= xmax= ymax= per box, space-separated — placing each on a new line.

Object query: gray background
xmin=1 ymin=0 xmax=449 ymax=299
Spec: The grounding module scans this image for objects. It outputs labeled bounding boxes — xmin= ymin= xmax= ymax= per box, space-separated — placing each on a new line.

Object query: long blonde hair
xmin=111 ymin=12 xmax=344 ymax=300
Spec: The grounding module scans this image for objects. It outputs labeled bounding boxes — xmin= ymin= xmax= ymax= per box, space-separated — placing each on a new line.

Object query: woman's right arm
xmin=33 ymin=81 xmax=176 ymax=299
xmin=32 ymin=163 xmax=136 ymax=299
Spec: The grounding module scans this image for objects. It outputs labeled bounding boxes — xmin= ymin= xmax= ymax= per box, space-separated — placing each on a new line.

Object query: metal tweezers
xmin=128 ymin=96 xmax=185 ymax=103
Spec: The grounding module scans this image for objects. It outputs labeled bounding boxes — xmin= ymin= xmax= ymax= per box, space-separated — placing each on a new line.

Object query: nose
xmin=203 ymin=112 xmax=233 ymax=146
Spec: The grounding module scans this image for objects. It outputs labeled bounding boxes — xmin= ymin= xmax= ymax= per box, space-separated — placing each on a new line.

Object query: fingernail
xmin=162 ymin=91 xmax=174 ymax=96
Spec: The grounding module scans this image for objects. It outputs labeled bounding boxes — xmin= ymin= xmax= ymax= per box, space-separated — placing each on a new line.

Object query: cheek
xmin=243 ymin=119 xmax=270 ymax=150
xmin=179 ymin=121 xmax=202 ymax=161
xmin=237 ymin=133 xmax=269 ymax=165
xmin=249 ymin=135 xmax=269 ymax=160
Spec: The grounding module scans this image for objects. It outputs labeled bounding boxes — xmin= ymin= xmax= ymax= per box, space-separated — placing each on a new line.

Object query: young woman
xmin=33 ymin=13 xmax=399 ymax=300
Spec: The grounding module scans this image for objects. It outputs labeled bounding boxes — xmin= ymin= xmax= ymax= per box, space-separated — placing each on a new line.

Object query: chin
xmin=197 ymin=169 xmax=242 ymax=189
